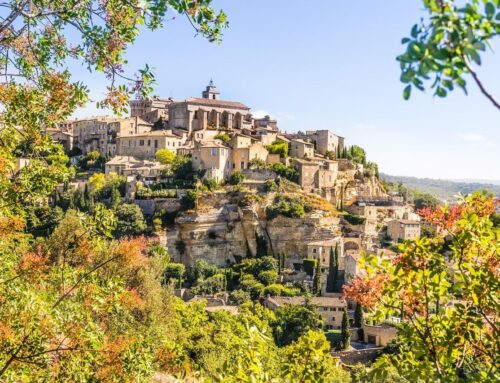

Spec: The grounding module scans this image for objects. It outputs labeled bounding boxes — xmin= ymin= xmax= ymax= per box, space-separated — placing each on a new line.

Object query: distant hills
xmin=381 ymin=173 xmax=500 ymax=202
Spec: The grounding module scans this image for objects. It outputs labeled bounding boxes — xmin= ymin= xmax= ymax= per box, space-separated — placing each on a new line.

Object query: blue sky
xmin=73 ymin=0 xmax=500 ymax=181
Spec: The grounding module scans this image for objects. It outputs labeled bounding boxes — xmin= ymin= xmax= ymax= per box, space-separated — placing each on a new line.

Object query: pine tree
xmin=312 ymin=260 xmax=322 ymax=296
xmin=354 ymin=303 xmax=363 ymax=328
xmin=341 ymin=307 xmax=351 ymax=350
xmin=110 ymin=186 xmax=121 ymax=210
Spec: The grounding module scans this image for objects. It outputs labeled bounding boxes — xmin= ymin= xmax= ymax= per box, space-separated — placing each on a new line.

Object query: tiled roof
xmin=119 ymin=130 xmax=181 ymax=138
xmin=181 ymin=97 xmax=250 ymax=110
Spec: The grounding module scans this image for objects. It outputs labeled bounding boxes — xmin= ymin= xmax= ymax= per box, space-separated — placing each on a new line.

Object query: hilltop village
xmin=47 ymin=81 xmax=422 ymax=349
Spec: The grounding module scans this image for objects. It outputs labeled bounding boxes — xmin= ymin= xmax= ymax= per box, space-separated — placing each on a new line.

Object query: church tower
xmin=202 ymin=79 xmax=220 ymax=100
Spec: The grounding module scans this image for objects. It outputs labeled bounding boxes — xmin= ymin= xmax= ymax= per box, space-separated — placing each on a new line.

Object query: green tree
xmin=280 ymin=330 xmax=352 ymax=383
xmin=155 ymin=148 xmax=176 ymax=166
xmin=165 ymin=263 xmax=185 ymax=288
xmin=345 ymin=192 xmax=499 ymax=381
xmin=228 ymin=170 xmax=246 ymax=185
xmin=113 ymin=203 xmax=146 ymax=238
xmin=354 ymin=303 xmax=363 ymax=328
xmin=312 ymin=260 xmax=322 ymax=296
xmin=341 ymin=307 xmax=351 ymax=350
xmin=303 ymin=258 xmax=317 ymax=277
xmin=327 ymin=244 xmax=339 ymax=293
xmin=399 ymin=0 xmax=500 ymax=110
xmin=109 ymin=185 xmax=121 ymax=210
xmin=272 ymin=302 xmax=322 ymax=346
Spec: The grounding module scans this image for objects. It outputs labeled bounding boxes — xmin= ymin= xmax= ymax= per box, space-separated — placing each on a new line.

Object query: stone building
xmin=105 ymin=155 xmax=165 ymax=182
xmin=229 ymin=134 xmax=269 ymax=170
xmin=305 ymin=130 xmax=345 ymax=156
xmin=116 ymin=130 xmax=184 ymax=160
xmin=294 ymin=158 xmax=338 ymax=192
xmin=71 ymin=116 xmax=118 ymax=154
xmin=167 ymin=81 xmax=252 ymax=134
xmin=263 ymin=296 xmax=351 ymax=330
xmin=387 ymin=219 xmax=421 ymax=241
xmin=289 ymin=138 xmax=314 ymax=159
xmin=129 ymin=96 xmax=172 ymax=123
xmin=192 ymin=140 xmax=232 ymax=182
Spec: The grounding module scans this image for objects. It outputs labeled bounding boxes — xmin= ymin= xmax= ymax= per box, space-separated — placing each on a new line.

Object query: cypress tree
xmin=326 ymin=246 xmax=336 ymax=292
xmin=354 ymin=303 xmax=363 ymax=328
xmin=341 ymin=307 xmax=351 ymax=350
xmin=312 ymin=260 xmax=322 ymax=296
xmin=332 ymin=244 xmax=340 ymax=292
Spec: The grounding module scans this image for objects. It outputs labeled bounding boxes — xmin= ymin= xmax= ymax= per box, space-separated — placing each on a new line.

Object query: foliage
xmin=188 ymin=259 xmax=219 ymax=285
xmin=303 ymin=258 xmax=317 ymax=277
xmin=263 ymin=284 xmax=301 ymax=297
xmin=265 ymin=179 xmax=279 ymax=192
xmin=399 ymin=0 xmax=500 ymax=109
xmin=113 ymin=203 xmax=147 ymax=238
xmin=346 ymin=145 xmax=367 ymax=165
xmin=156 ymin=148 xmax=176 ymax=166
xmin=164 ymin=263 xmax=185 ymax=288
xmin=312 ymin=259 xmax=322 ymax=296
xmin=272 ymin=302 xmax=322 ymax=346
xmin=491 ymin=211 xmax=500 ymax=227
xmin=344 ymin=192 xmax=500 ymax=382
xmin=327 ymin=244 xmax=340 ymax=293
xmin=257 ymin=270 xmax=279 ymax=286
xmin=239 ymin=274 xmax=265 ymax=300
xmin=181 ymin=189 xmax=198 ymax=210
xmin=255 ymin=232 xmax=269 ymax=258
xmin=228 ymin=170 xmax=245 ymax=185
xmin=270 ymin=162 xmax=299 ymax=183
xmin=354 ymin=303 xmax=364 ymax=328
xmin=266 ymin=140 xmax=289 ymax=158
xmin=135 ymin=187 xmax=178 ymax=199
xmin=341 ymin=307 xmax=351 ymax=350
xmin=266 ymin=194 xmax=312 ymax=220
xmin=202 ymin=177 xmax=220 ymax=192
xmin=214 ymin=132 xmax=231 ymax=143
xmin=191 ymin=273 xmax=226 ymax=295
xmin=280 ymin=330 xmax=351 ymax=383
xmin=78 ymin=150 xmax=105 ymax=170
xmin=343 ymin=213 xmax=366 ymax=225
xmin=228 ymin=290 xmax=251 ymax=305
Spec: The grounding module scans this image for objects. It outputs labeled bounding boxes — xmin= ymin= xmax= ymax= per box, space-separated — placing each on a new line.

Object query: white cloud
xmin=458 ymin=133 xmax=486 ymax=142
xmin=252 ymin=109 xmax=272 ymax=118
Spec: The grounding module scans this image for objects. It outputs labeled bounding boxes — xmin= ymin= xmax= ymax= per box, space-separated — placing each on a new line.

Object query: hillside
xmin=381 ymin=173 xmax=500 ymax=202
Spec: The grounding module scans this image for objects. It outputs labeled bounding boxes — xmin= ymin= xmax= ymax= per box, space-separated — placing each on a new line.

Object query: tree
xmin=228 ymin=170 xmax=245 ymax=185
xmin=257 ymin=270 xmax=279 ymax=286
xmin=344 ymin=192 xmax=499 ymax=382
xmin=255 ymin=232 xmax=268 ymax=258
xmin=399 ymin=0 xmax=500 ymax=110
xmin=327 ymin=245 xmax=339 ymax=293
xmin=312 ymin=260 xmax=322 ymax=296
xmin=280 ymin=330 xmax=351 ymax=383
xmin=272 ymin=302 xmax=322 ymax=346
xmin=354 ymin=303 xmax=363 ymax=328
xmin=113 ymin=203 xmax=146 ymax=238
xmin=341 ymin=307 xmax=351 ymax=350
xmin=152 ymin=117 xmax=165 ymax=131
xmin=303 ymin=258 xmax=317 ymax=277
xmin=155 ymin=148 xmax=176 ymax=166
xmin=165 ymin=263 xmax=185 ymax=288
xmin=109 ymin=185 xmax=121 ymax=210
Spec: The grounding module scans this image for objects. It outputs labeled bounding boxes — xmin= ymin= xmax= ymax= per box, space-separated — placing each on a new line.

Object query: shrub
xmin=257 ymin=270 xmax=279 ymax=286
xmin=181 ymin=189 xmax=198 ymax=210
xmin=228 ymin=170 xmax=245 ymax=185
xmin=165 ymin=263 xmax=185 ymax=288
xmin=202 ymin=178 xmax=219 ymax=191
xmin=228 ymin=289 xmax=251 ymax=305
xmin=239 ymin=274 xmax=264 ymax=300
xmin=266 ymin=140 xmax=289 ymax=158
xmin=113 ymin=203 xmax=146 ymax=238
xmin=214 ymin=132 xmax=231 ymax=143
xmin=191 ymin=273 xmax=226 ymax=295
xmin=343 ymin=213 xmax=366 ymax=225
xmin=265 ymin=179 xmax=278 ymax=192
xmin=266 ymin=194 xmax=311 ymax=220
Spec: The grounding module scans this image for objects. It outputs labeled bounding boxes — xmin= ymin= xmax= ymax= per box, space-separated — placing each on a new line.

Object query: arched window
xmin=221 ymin=111 xmax=229 ymax=128
xmin=208 ymin=109 xmax=217 ymax=126
xmin=233 ymin=112 xmax=241 ymax=129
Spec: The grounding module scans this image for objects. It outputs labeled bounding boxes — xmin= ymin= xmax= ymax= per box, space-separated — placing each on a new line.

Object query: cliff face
xmin=163 ymin=175 xmax=387 ymax=267
xmin=165 ymin=192 xmax=341 ymax=266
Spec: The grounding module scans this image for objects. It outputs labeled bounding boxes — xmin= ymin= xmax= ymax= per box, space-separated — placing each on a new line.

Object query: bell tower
xmin=202 ymin=79 xmax=220 ymax=100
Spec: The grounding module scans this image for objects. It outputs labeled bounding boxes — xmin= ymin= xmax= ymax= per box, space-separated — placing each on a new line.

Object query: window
xmin=147 ymin=140 xmax=150 ymax=146
xmin=330 ymin=317 xmax=335 ymax=322
xmin=211 ymin=148 xmax=217 ymax=156
xmin=240 ymin=161 xmax=245 ymax=169
xmin=312 ymin=248 xmax=317 ymax=254
xmin=139 ymin=140 xmax=144 ymax=146
xmin=194 ymin=111 xmax=199 ymax=119
xmin=154 ymin=140 xmax=158 ymax=148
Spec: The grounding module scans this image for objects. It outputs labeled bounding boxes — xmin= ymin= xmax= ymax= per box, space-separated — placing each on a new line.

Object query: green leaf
xmin=436 ymin=87 xmax=447 ymax=97
xmin=486 ymin=2 xmax=495 ymax=18
xmin=403 ymin=85 xmax=412 ymax=100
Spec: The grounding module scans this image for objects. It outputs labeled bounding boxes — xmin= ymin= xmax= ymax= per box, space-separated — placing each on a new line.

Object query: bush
xmin=113 ymin=203 xmax=147 ymax=238
xmin=228 ymin=170 xmax=245 ymax=185
xmin=228 ymin=289 xmax=251 ymax=305
xmin=214 ymin=132 xmax=231 ymax=143
xmin=303 ymin=258 xmax=317 ymax=276
xmin=343 ymin=213 xmax=366 ymax=225
xmin=270 ymin=163 xmax=299 ymax=183
xmin=257 ymin=270 xmax=279 ymax=286
xmin=265 ymin=179 xmax=278 ymax=192
xmin=266 ymin=140 xmax=289 ymax=158
xmin=165 ymin=263 xmax=185 ymax=288
xmin=181 ymin=189 xmax=198 ymax=210
xmin=239 ymin=274 xmax=264 ymax=300
xmin=266 ymin=194 xmax=312 ymax=220
xmin=191 ymin=273 xmax=226 ymax=295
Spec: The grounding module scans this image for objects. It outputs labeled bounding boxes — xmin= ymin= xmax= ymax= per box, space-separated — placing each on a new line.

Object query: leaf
xmin=401 ymin=37 xmax=411 ymax=44
xmin=436 ymin=87 xmax=447 ymax=98
xmin=403 ymin=85 xmax=412 ymax=100
xmin=485 ymin=2 xmax=495 ymax=18
xmin=464 ymin=47 xmax=481 ymax=65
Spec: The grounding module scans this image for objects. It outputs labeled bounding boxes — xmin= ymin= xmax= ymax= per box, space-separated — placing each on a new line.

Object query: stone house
xmin=387 ymin=219 xmax=421 ymax=241
xmin=129 ymin=96 xmax=172 ymax=123
xmin=361 ymin=323 xmax=397 ymax=347
xmin=167 ymin=81 xmax=252 ymax=134
xmin=263 ymin=296 xmax=351 ymax=330
xmin=105 ymin=155 xmax=165 ymax=182
xmin=289 ymin=138 xmax=314 ymax=159
xmin=305 ymin=129 xmax=345 ymax=156
xmin=229 ymin=134 xmax=269 ymax=171
xmin=71 ymin=116 xmax=118 ymax=154
xmin=116 ymin=130 xmax=184 ymax=160
xmin=192 ymin=140 xmax=232 ymax=182
xmin=294 ymin=158 xmax=338 ymax=191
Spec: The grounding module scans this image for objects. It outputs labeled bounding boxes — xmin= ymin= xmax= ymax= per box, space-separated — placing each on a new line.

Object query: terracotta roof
xmin=181 ymin=97 xmax=250 ymax=110
xmin=118 ymin=130 xmax=181 ymax=138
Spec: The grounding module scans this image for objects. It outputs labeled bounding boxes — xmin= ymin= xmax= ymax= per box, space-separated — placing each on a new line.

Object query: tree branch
xmin=462 ymin=55 xmax=500 ymax=110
